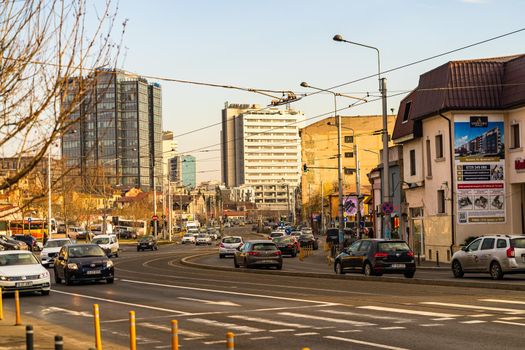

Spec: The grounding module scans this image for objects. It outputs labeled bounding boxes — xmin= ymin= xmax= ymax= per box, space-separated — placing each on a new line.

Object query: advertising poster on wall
xmin=343 ymin=196 xmax=364 ymax=217
xmin=454 ymin=115 xmax=505 ymax=224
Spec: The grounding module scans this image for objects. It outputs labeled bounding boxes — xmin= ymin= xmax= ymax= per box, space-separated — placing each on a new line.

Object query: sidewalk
xmin=0 ymin=308 xmax=126 ymax=350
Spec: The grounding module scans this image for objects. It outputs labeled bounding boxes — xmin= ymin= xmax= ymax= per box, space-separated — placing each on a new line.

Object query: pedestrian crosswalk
xmin=135 ymin=297 xmax=525 ymax=348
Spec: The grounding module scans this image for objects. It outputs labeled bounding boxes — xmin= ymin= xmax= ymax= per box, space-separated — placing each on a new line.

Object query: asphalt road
xmin=5 ymin=227 xmax=525 ymax=350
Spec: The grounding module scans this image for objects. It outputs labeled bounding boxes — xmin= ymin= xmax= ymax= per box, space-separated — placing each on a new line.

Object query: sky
xmin=110 ymin=0 xmax=525 ymax=182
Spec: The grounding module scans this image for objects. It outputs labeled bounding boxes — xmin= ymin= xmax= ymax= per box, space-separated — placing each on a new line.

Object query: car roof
xmin=223 ymin=236 xmax=242 ymax=239
xmin=245 ymin=240 xmax=275 ymax=244
xmin=47 ymin=238 xmax=71 ymax=241
xmin=0 ymin=250 xmax=34 ymax=256
xmin=66 ymin=243 xmax=100 ymax=248
xmin=92 ymin=235 xmax=114 ymax=238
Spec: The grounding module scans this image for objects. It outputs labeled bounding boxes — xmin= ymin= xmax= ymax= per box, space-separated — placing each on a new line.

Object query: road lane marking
xmin=431 ymin=318 xmax=455 ymax=321
xmin=460 ymin=320 xmax=487 ymax=324
xmin=499 ymin=317 xmax=525 ymax=321
xmin=420 ymin=302 xmax=525 ymax=314
xmin=178 ymin=297 xmax=240 ymax=307
xmin=493 ymin=320 xmax=525 ymax=327
xmin=420 ymin=324 xmax=444 ymax=327
xmin=203 ymin=340 xmax=226 ymax=345
xmin=269 ymin=329 xmax=295 ymax=332
xmin=380 ymin=327 xmax=406 ymax=330
xmin=320 ymin=309 xmax=413 ymax=323
xmin=337 ymin=330 xmax=362 ymax=333
xmin=120 ymin=279 xmax=336 ymax=306
xmin=466 ymin=314 xmax=493 ymax=318
xmin=52 ymin=290 xmax=188 ymax=315
xmin=252 ymin=304 xmax=338 ymax=312
xmin=480 ymin=299 xmax=525 ymax=305
xmin=228 ymin=315 xmax=310 ymax=329
xmin=41 ymin=306 xmax=92 ymax=318
xmin=278 ymin=312 xmax=375 ymax=326
xmin=295 ymin=332 xmax=319 ymax=336
xmin=250 ymin=336 xmax=273 ymax=340
xmin=189 ymin=318 xmax=264 ymax=333
xmin=324 ymin=336 xmax=409 ymax=350
xmin=357 ymin=306 xmax=459 ymax=318
xmin=141 ymin=322 xmax=208 ymax=338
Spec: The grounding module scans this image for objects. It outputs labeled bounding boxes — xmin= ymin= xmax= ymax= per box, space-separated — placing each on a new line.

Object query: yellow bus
xmin=8 ymin=219 xmax=49 ymax=239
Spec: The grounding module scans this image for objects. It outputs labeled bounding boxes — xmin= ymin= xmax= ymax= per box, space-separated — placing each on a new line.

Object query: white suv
xmin=452 ymin=235 xmax=525 ymax=279
xmin=219 ymin=236 xmax=243 ymax=258
xmin=91 ymin=235 xmax=119 ymax=257
xmin=181 ymin=234 xmax=196 ymax=244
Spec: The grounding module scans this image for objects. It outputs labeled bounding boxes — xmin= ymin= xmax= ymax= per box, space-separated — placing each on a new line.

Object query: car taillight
xmin=374 ymin=252 xmax=388 ymax=258
xmin=287 ymin=244 xmax=292 ymax=248
xmin=247 ymin=251 xmax=259 ymax=256
xmin=219 ymin=243 xmax=225 ymax=248
xmin=407 ymin=251 xmax=414 ymax=257
xmin=274 ymin=250 xmax=281 ymax=256
xmin=507 ymin=247 xmax=515 ymax=258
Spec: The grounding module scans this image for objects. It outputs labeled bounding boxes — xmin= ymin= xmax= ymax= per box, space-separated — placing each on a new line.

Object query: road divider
xmin=93 ymin=304 xmax=102 ymax=350
xmin=226 ymin=331 xmax=234 ymax=349
xmin=171 ymin=319 xmax=179 ymax=350
xmin=14 ymin=290 xmax=21 ymax=326
xmin=129 ymin=311 xmax=136 ymax=350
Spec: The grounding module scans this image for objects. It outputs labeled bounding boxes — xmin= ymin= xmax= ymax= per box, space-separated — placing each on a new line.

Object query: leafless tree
xmin=0 ymin=0 xmax=124 ymax=207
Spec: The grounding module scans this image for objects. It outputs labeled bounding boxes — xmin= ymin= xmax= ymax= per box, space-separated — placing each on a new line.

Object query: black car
xmin=325 ymin=228 xmax=354 ymax=246
xmin=0 ymin=235 xmax=25 ymax=250
xmin=54 ymin=244 xmax=114 ymax=285
xmin=13 ymin=234 xmax=40 ymax=251
xmin=137 ymin=236 xmax=158 ymax=251
xmin=298 ymin=234 xmax=319 ymax=250
xmin=334 ymin=239 xmax=416 ymax=278
xmin=272 ymin=236 xmax=298 ymax=257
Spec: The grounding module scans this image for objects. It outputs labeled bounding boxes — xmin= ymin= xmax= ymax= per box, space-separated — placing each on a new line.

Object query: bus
xmin=8 ymin=218 xmax=55 ymax=239
xmin=115 ymin=218 xmax=147 ymax=235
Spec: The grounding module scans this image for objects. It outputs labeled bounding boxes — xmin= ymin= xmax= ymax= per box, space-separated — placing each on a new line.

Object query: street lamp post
xmin=333 ymin=34 xmax=390 ymax=238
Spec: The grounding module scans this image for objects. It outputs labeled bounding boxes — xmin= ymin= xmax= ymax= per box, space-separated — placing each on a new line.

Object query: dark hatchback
xmin=298 ymin=234 xmax=319 ymax=250
xmin=272 ymin=236 xmax=299 ymax=257
xmin=137 ymin=235 xmax=158 ymax=251
xmin=334 ymin=239 xmax=416 ymax=278
xmin=13 ymin=235 xmax=39 ymax=251
xmin=53 ymin=244 xmax=114 ymax=285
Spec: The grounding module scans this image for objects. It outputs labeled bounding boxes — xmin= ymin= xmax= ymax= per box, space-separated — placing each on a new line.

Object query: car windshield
xmin=68 ymin=245 xmax=105 ymax=258
xmin=378 ymin=242 xmax=411 ymax=253
xmin=0 ymin=253 xmax=39 ymax=266
xmin=270 ymin=233 xmax=282 ymax=237
xmin=198 ymin=234 xmax=208 ymax=238
xmin=512 ymin=238 xmax=525 ymax=248
xmin=252 ymin=243 xmax=277 ymax=251
xmin=44 ymin=240 xmax=70 ymax=248
xmin=139 ymin=237 xmax=152 ymax=242
xmin=300 ymin=234 xmax=314 ymax=240
xmin=223 ymin=237 xmax=241 ymax=244
xmin=274 ymin=236 xmax=293 ymax=243
xmin=92 ymin=238 xmax=109 ymax=245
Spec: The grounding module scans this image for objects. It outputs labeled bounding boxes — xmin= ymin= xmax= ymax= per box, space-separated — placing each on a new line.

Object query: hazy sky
xmin=114 ymin=0 xmax=525 ymax=182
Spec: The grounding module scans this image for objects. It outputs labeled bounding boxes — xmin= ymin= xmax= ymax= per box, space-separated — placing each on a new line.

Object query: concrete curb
xmin=180 ymin=252 xmax=525 ymax=292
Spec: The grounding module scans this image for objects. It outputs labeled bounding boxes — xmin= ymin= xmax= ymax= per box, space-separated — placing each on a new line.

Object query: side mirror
xmin=58 ymin=256 xmax=64 ymax=261
xmin=461 ymin=246 xmax=468 ymax=252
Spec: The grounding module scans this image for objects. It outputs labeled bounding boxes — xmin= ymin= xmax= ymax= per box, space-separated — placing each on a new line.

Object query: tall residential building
xmin=61 ymin=69 xmax=163 ymax=190
xmin=170 ymin=155 xmax=196 ymax=189
xmin=162 ymin=131 xmax=177 ymax=183
xmin=221 ymin=103 xmax=302 ymax=211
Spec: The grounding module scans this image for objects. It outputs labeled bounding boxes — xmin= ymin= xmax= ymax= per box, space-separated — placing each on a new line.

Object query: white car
xmin=219 ymin=236 xmax=243 ymax=258
xmin=196 ymin=234 xmax=212 ymax=246
xmin=181 ymin=234 xmax=196 ymax=244
xmin=40 ymin=238 xmax=72 ymax=267
xmin=91 ymin=235 xmax=119 ymax=257
xmin=0 ymin=251 xmax=50 ymax=295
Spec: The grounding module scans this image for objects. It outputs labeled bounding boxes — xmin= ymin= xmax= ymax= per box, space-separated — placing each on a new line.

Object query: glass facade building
xmin=61 ymin=69 xmax=163 ymax=191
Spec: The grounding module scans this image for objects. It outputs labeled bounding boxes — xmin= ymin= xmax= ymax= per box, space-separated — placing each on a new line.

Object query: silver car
xmin=233 ymin=240 xmax=282 ymax=270
xmin=451 ymin=235 xmax=525 ymax=279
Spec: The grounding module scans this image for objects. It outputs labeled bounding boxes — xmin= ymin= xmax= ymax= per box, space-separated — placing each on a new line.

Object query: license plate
xmin=16 ymin=281 xmax=33 ymax=287
xmin=391 ymin=264 xmax=405 ymax=268
xmin=86 ymin=270 xmax=101 ymax=275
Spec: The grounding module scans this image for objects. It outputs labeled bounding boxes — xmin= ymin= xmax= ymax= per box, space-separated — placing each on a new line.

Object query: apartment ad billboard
xmin=454 ymin=115 xmax=505 ymax=224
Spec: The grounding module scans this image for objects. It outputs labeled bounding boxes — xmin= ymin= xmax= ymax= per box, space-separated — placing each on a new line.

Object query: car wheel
xmin=54 ymin=269 xmax=61 ymax=284
xmin=219 ymin=254 xmax=224 ymax=259
xmin=276 ymin=264 xmax=282 ymax=270
xmin=41 ymin=289 xmax=50 ymax=296
xmin=363 ymin=262 xmax=374 ymax=277
xmin=115 ymin=251 xmax=119 ymax=258
xmin=154 ymin=246 xmax=158 ymax=250
xmin=64 ymin=275 xmax=72 ymax=286
xmin=234 ymin=257 xmax=240 ymax=268
xmin=107 ymin=278 xmax=114 ymax=284
xmin=335 ymin=261 xmax=345 ymax=275
xmin=404 ymin=271 xmax=415 ymax=278
xmin=490 ymin=261 xmax=504 ymax=280
xmin=137 ymin=247 xmax=140 ymax=252
xmin=452 ymin=260 xmax=464 ymax=278
xmin=291 ymin=249 xmax=297 ymax=258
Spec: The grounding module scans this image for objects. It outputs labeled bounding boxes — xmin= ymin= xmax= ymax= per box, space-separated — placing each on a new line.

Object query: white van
xmin=92 ymin=234 xmax=119 ymax=257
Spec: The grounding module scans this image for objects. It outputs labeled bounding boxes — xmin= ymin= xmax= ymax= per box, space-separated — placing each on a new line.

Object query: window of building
xmin=409 ymin=149 xmax=416 ymax=176
xmin=435 ymin=134 xmax=444 ymax=158
xmin=344 ymin=168 xmax=354 ymax=175
xmin=344 ymin=135 xmax=354 ymax=143
xmin=402 ymin=102 xmax=412 ymax=123
xmin=426 ymin=139 xmax=432 ymax=177
xmin=344 ymin=152 xmax=354 ymax=158
xmin=437 ymin=190 xmax=445 ymax=214
xmin=511 ymin=123 xmax=521 ymax=149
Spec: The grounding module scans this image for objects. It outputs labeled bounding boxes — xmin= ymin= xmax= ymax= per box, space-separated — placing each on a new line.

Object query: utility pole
xmin=355 ymin=144 xmax=361 ymax=238
xmin=381 ymin=78 xmax=390 ymax=238
xmin=321 ymin=180 xmax=324 ymax=233
xmin=47 ymin=146 xmax=52 ymax=241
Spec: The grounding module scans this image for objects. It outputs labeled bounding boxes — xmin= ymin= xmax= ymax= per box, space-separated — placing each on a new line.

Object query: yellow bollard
xmin=93 ymin=304 xmax=102 ymax=350
xmin=171 ymin=320 xmax=179 ymax=350
xmin=299 ymin=248 xmax=304 ymax=261
xmin=0 ymin=287 xmax=3 ymax=320
xmin=302 ymin=348 xmax=311 ymax=350
xmin=226 ymin=331 xmax=234 ymax=350
xmin=14 ymin=290 xmax=21 ymax=326
xmin=129 ymin=311 xmax=136 ymax=350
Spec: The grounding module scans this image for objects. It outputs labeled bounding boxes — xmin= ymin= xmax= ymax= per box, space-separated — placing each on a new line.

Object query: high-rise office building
xmin=170 ymin=155 xmax=196 ymax=189
xmin=61 ymin=69 xmax=163 ymax=190
xmin=162 ymin=131 xmax=177 ymax=183
xmin=221 ymin=103 xmax=302 ymax=210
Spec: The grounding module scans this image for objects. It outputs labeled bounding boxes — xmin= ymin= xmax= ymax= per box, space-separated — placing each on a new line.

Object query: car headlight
xmin=39 ymin=271 xmax=49 ymax=279
xmin=0 ymin=275 xmax=7 ymax=281
xmin=67 ymin=263 xmax=78 ymax=270
xmin=106 ymin=260 xmax=113 ymax=268
xmin=14 ymin=246 xmax=19 ymax=250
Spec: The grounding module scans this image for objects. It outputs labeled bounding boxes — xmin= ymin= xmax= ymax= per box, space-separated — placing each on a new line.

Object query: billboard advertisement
xmin=454 ymin=115 xmax=505 ymax=224
xmin=343 ymin=196 xmax=364 ymax=217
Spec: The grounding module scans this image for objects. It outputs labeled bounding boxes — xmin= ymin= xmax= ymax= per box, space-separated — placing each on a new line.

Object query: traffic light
xmin=303 ymin=163 xmax=308 ymax=173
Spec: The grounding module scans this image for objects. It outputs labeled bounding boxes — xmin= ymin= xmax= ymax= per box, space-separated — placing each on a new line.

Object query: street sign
xmin=152 ymin=215 xmax=158 ymax=221
xmin=28 ymin=217 xmax=32 ymax=223
xmin=382 ymin=202 xmax=394 ymax=215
